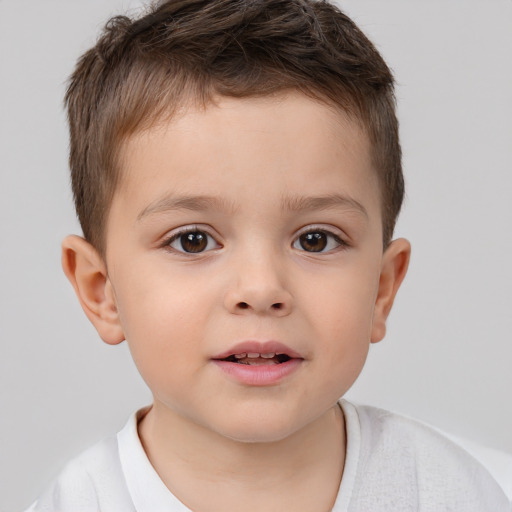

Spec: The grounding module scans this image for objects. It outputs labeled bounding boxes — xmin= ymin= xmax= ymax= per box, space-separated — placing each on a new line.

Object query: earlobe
xmin=370 ymin=238 xmax=411 ymax=344
xmin=61 ymin=235 xmax=125 ymax=345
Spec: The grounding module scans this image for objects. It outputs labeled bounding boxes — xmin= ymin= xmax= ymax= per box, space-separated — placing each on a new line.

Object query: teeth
xmin=230 ymin=352 xmax=283 ymax=362
xmin=234 ymin=352 xmax=277 ymax=359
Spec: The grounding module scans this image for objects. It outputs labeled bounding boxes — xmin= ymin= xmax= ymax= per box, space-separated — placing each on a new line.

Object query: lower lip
xmin=212 ymin=359 xmax=302 ymax=386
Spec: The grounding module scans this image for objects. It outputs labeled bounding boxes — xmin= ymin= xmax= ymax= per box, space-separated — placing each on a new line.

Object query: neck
xmin=138 ymin=401 xmax=346 ymax=512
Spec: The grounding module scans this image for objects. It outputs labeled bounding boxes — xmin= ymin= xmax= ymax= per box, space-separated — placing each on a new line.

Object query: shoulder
xmin=25 ymin=434 xmax=135 ymax=512
xmin=341 ymin=400 xmax=511 ymax=511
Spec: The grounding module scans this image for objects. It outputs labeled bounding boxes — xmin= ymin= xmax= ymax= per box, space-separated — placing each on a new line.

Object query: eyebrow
xmin=137 ymin=193 xmax=368 ymax=220
xmin=281 ymin=194 xmax=368 ymax=218
xmin=137 ymin=194 xmax=238 ymax=220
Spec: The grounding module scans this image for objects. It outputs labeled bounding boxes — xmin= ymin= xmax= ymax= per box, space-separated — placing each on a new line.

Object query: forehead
xmin=113 ymin=92 xmax=380 ymax=223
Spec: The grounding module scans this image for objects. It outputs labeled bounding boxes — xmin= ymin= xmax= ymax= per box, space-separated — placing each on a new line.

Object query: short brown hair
xmin=65 ymin=0 xmax=403 ymax=254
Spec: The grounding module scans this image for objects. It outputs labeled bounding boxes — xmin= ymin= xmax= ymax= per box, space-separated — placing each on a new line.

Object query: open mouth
xmin=212 ymin=344 xmax=302 ymax=384
xmin=220 ymin=352 xmax=292 ymax=365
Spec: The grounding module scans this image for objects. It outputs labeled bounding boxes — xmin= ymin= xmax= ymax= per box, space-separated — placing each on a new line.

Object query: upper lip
xmin=212 ymin=341 xmax=303 ymax=360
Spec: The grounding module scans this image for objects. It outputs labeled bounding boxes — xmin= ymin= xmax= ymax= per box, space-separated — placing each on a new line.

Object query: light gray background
xmin=1 ymin=1 xmax=511 ymax=510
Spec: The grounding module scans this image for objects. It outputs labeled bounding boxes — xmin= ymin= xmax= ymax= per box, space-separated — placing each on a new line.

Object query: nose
xmin=223 ymin=252 xmax=293 ymax=317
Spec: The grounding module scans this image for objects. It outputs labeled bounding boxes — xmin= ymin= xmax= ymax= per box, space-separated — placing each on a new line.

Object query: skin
xmin=62 ymin=92 xmax=410 ymax=512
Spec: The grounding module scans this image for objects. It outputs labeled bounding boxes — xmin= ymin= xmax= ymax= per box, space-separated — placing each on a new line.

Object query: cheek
xmin=304 ymin=268 xmax=378 ymax=356
xmin=307 ymin=290 xmax=374 ymax=398
xmin=112 ymin=268 xmax=215 ymax=377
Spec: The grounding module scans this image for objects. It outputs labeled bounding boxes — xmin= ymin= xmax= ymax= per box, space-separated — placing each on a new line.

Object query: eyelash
xmin=292 ymin=227 xmax=347 ymax=253
xmin=161 ymin=226 xmax=348 ymax=255
xmin=162 ymin=226 xmax=220 ymax=255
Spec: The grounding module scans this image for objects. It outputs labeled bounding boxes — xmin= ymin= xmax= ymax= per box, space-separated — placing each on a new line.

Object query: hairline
xmin=98 ymin=88 xmax=386 ymax=257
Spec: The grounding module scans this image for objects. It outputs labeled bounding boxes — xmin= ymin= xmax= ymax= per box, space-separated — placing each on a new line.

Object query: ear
xmin=61 ymin=235 xmax=125 ymax=345
xmin=371 ymin=238 xmax=411 ymax=344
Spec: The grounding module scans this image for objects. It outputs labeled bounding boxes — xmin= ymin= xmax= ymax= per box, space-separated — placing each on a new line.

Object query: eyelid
xmin=292 ymin=225 xmax=348 ymax=252
xmin=161 ymin=224 xmax=222 ymax=254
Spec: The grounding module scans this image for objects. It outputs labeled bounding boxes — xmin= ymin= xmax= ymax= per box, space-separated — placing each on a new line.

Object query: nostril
xmin=232 ymin=301 xmax=289 ymax=313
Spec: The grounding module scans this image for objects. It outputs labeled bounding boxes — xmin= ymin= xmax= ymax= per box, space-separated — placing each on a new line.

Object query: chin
xmin=212 ymin=409 xmax=307 ymax=444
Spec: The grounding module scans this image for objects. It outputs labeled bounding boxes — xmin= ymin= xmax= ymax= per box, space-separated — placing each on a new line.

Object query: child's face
xmin=100 ymin=92 xmax=408 ymax=442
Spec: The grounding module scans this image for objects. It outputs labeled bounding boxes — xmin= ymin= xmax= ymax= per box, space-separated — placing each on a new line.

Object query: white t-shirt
xmin=26 ymin=400 xmax=511 ymax=511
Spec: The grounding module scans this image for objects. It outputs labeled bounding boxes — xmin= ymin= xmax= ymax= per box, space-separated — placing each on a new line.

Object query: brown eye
xmin=293 ymin=230 xmax=344 ymax=253
xmin=168 ymin=230 xmax=217 ymax=253
xmin=181 ymin=232 xmax=207 ymax=252
xmin=298 ymin=232 xmax=327 ymax=252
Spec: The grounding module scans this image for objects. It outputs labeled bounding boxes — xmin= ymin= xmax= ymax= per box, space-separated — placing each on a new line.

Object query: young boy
xmin=26 ymin=0 xmax=510 ymax=510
